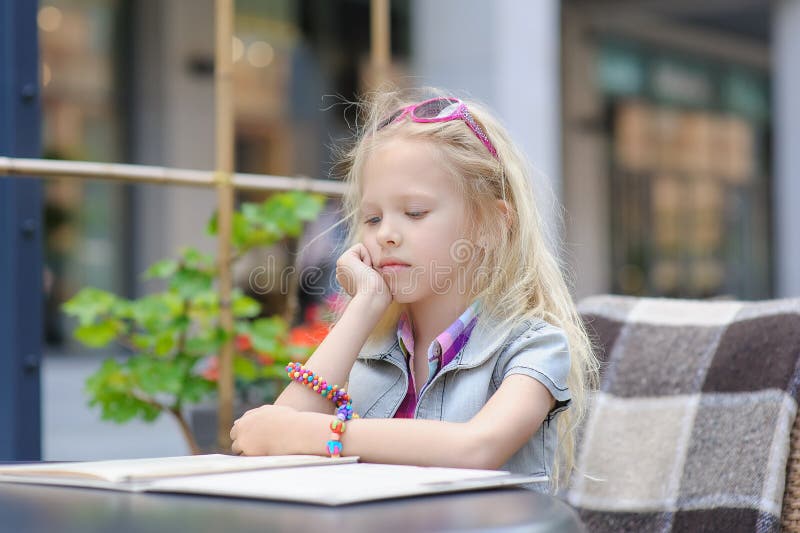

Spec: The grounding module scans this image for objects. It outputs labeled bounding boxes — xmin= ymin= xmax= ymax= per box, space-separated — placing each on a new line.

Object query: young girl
xmin=229 ymin=88 xmax=599 ymax=491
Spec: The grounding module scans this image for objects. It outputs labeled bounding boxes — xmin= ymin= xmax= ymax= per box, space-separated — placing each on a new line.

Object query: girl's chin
xmin=389 ymin=285 xmax=439 ymax=304
xmin=388 ymin=288 xmax=413 ymax=301
xmin=386 ymin=284 xmax=419 ymax=302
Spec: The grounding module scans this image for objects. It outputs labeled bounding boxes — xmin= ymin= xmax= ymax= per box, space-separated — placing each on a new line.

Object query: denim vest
xmin=347 ymin=314 xmax=572 ymax=493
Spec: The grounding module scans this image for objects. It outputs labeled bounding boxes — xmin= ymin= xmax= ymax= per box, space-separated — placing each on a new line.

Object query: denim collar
xmin=358 ymin=311 xmax=520 ymax=371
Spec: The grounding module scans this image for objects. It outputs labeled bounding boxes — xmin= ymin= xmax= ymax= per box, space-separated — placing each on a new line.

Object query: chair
xmin=565 ymin=295 xmax=800 ymax=532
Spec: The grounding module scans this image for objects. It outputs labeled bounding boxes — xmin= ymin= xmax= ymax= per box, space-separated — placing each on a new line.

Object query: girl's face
xmin=359 ymin=137 xmax=475 ymax=304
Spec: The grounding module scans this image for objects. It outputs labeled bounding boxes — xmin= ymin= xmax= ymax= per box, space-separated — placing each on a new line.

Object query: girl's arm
xmin=272 ymin=293 xmax=386 ymax=415
xmin=234 ymin=374 xmax=554 ymax=470
xmin=272 ymin=242 xmax=391 ymax=415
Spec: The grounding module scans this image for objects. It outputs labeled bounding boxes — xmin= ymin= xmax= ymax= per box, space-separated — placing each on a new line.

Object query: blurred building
xmin=37 ymin=0 xmax=799 ymax=351
xmin=559 ymin=0 xmax=779 ymax=301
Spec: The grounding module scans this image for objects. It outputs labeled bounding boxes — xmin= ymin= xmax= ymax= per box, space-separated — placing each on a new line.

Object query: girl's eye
xmin=364 ymin=212 xmax=425 ymax=224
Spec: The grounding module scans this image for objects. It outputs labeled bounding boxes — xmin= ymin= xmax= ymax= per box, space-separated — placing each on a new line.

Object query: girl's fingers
xmin=336 ymin=243 xmax=388 ymax=300
xmin=349 ymin=244 xmax=363 ymax=259
xmin=343 ymin=243 xmax=371 ymax=270
xmin=358 ymin=243 xmax=373 ymax=267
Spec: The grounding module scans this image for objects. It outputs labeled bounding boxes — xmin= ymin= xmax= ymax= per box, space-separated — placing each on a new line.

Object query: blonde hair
xmin=328 ymin=87 xmax=599 ymax=489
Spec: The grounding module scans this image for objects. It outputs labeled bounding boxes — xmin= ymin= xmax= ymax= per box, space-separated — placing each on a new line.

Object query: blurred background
xmin=3 ymin=0 xmax=798 ymax=460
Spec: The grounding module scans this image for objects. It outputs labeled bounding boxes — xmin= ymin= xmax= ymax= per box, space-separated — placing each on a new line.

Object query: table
xmin=0 ymin=482 xmax=585 ymax=532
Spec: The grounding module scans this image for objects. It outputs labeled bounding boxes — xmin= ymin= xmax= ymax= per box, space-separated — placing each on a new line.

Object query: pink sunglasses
xmin=377 ymin=97 xmax=498 ymax=159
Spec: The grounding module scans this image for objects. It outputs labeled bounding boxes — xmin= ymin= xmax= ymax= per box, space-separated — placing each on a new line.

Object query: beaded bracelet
xmin=327 ymin=418 xmax=346 ymax=458
xmin=285 ymin=362 xmax=358 ymax=420
xmin=286 ymin=362 xmax=359 ymax=458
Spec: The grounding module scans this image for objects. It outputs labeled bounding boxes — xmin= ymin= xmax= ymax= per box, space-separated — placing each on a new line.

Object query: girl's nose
xmin=377 ymin=223 xmax=401 ymax=247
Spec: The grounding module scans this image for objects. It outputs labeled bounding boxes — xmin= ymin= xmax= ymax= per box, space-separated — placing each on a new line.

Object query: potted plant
xmin=191 ymin=293 xmax=342 ymax=452
xmin=62 ymin=191 xmax=329 ymax=454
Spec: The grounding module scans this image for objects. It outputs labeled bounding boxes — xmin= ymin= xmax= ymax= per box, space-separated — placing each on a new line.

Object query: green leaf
xmin=141 ymin=326 xmax=178 ymax=348
xmin=232 ymin=291 xmax=261 ymax=318
xmin=261 ymin=364 xmax=292 ymax=380
xmin=103 ymin=395 xmax=138 ymax=423
xmin=85 ymin=358 xmax=121 ymax=395
xmin=263 ymin=196 xmax=302 ymax=237
xmin=293 ymin=192 xmax=326 ymax=220
xmin=110 ymin=299 xmax=135 ymax=319
xmin=153 ymin=330 xmax=176 ymax=356
xmin=206 ymin=210 xmax=218 ymax=235
xmin=129 ymin=356 xmax=183 ymax=395
xmin=188 ymin=290 xmax=219 ymax=323
xmin=230 ymin=192 xmax=323 ymax=254
xmin=179 ymin=375 xmax=216 ymax=404
xmin=249 ymin=317 xmax=287 ymax=354
xmin=285 ymin=343 xmax=315 ymax=362
xmin=74 ymin=320 xmax=120 ymax=347
xmin=98 ymin=393 xmax=163 ymax=424
xmin=180 ymin=247 xmax=215 ymax=271
xmin=143 ymin=259 xmax=179 ymax=280
xmin=84 ymin=357 xmax=166 ymax=424
xmin=170 ymin=268 xmax=213 ymax=298
xmin=163 ymin=292 xmax=185 ymax=314
xmin=129 ymin=293 xmax=184 ymax=331
xmin=242 ymin=202 xmax=278 ymax=231
xmin=173 ymin=315 xmax=191 ymax=331
xmin=140 ymin=402 xmax=162 ymax=422
xmin=130 ymin=333 xmax=154 ymax=351
xmin=185 ymin=327 xmax=225 ymax=356
xmin=62 ymin=288 xmax=118 ymax=325
xmin=233 ymin=355 xmax=258 ymax=381
xmin=129 ymin=357 xmax=158 ymax=394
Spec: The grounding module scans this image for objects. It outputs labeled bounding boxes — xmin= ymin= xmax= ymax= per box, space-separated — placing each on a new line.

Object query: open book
xmin=0 ymin=454 xmax=545 ymax=505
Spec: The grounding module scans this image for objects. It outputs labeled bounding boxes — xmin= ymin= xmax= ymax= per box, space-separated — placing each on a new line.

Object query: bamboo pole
xmin=370 ymin=0 xmax=391 ymax=87
xmin=215 ymin=0 xmax=235 ymax=452
xmin=0 ymin=156 xmax=347 ymax=195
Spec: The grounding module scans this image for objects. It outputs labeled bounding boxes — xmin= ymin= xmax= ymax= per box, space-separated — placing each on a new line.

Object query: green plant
xmin=62 ymin=191 xmax=327 ymax=454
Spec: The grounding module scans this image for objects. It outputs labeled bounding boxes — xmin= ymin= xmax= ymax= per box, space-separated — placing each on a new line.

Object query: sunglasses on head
xmin=377 ymin=97 xmax=498 ymax=159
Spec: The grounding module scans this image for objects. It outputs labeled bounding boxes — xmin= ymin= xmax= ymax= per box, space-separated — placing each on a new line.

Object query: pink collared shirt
xmin=393 ymin=300 xmax=481 ymax=418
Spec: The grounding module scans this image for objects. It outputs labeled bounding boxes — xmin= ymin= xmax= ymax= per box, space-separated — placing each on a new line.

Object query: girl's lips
xmin=379 ymin=264 xmax=410 ymax=271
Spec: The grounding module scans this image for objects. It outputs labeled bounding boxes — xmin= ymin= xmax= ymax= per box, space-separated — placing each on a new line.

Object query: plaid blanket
xmin=566 ymin=296 xmax=800 ymax=532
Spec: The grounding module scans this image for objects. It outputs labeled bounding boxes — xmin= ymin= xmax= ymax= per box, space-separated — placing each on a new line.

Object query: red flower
xmin=235 ymin=333 xmax=253 ymax=352
xmin=289 ymin=322 xmax=330 ymax=347
xmin=202 ymin=357 xmax=219 ymax=381
xmin=304 ymin=304 xmax=321 ymax=324
xmin=257 ymin=352 xmax=275 ymax=366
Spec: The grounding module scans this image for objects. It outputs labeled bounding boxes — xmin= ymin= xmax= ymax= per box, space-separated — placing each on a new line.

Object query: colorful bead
xmin=330 ymin=418 xmax=346 ymax=434
xmin=327 ymin=440 xmax=343 ymax=457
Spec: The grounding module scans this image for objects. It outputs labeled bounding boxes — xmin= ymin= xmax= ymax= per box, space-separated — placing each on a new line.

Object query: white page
xmin=0 ymin=454 xmax=357 ymax=483
xmin=150 ymin=463 xmax=546 ymax=505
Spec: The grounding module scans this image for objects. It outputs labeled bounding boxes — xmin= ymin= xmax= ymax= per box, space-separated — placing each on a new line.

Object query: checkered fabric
xmin=566 ymin=295 xmax=800 ymax=532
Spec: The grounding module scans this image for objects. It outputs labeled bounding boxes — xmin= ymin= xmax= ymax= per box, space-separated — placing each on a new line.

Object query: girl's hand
xmin=230 ymin=404 xmax=299 ymax=456
xmin=335 ymin=243 xmax=392 ymax=308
